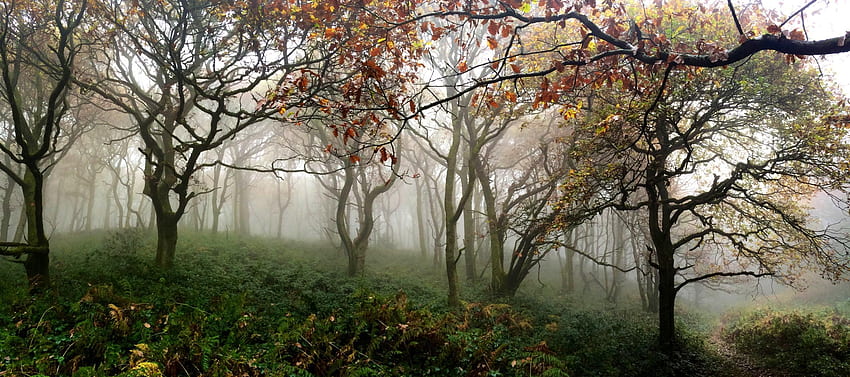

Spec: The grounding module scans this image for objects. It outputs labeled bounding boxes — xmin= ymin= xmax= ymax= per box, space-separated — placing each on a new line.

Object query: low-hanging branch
xmin=0 ymin=243 xmax=50 ymax=257
xmin=675 ymin=270 xmax=774 ymax=293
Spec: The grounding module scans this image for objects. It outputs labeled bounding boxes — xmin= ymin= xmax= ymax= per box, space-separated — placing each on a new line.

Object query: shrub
xmin=724 ymin=308 xmax=850 ymax=377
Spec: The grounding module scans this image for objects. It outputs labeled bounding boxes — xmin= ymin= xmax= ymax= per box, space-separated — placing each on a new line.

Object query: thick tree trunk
xmin=657 ymin=245 xmax=676 ymax=353
xmin=154 ymin=214 xmax=178 ymax=269
xmin=22 ymin=169 xmax=50 ymax=290
xmin=347 ymin=245 xmax=367 ymax=276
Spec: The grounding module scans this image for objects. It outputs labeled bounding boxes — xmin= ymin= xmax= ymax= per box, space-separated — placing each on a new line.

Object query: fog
xmin=7 ymin=0 xmax=850 ymax=340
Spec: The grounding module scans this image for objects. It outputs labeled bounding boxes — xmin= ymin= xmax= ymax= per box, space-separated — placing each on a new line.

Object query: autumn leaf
xmin=788 ymin=28 xmax=805 ymax=41
xmin=488 ymin=21 xmax=500 ymax=36
xmin=295 ymin=76 xmax=308 ymax=91
xmin=349 ymin=155 xmax=361 ymax=163
xmin=510 ymin=63 xmax=521 ymax=73
xmin=767 ymin=24 xmax=781 ymax=35
xmin=501 ymin=25 xmax=511 ymax=38
xmin=458 ymin=60 xmax=469 ymax=72
xmin=487 ymin=37 xmax=498 ymax=50
xmin=505 ymin=91 xmax=517 ymax=102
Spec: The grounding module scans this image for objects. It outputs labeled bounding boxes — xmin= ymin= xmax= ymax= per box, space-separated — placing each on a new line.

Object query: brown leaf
xmin=488 ymin=21 xmax=500 ymax=36
xmin=788 ymin=28 xmax=805 ymax=41
xmin=501 ymin=25 xmax=511 ymax=38
xmin=767 ymin=24 xmax=781 ymax=35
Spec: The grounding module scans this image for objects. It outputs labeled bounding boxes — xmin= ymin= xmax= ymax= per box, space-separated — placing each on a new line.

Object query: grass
xmin=0 ymin=229 xmax=749 ymax=376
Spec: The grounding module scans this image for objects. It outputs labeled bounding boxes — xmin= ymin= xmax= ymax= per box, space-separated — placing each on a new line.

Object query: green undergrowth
xmin=1 ymin=229 xmax=730 ymax=376
xmin=723 ymin=306 xmax=850 ymax=377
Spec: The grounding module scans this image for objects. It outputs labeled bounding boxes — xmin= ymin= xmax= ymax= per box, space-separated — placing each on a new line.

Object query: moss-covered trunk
xmin=22 ymin=168 xmax=49 ymax=290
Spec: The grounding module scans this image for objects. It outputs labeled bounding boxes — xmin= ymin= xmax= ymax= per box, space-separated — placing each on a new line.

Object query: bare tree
xmin=0 ymin=0 xmax=88 ymax=289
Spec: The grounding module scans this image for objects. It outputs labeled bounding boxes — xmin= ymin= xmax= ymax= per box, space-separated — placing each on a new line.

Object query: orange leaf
xmin=369 ymin=47 xmax=381 ymax=56
xmin=349 ymin=155 xmax=361 ymax=163
xmin=458 ymin=61 xmax=469 ymax=72
xmin=788 ymin=28 xmax=805 ymax=41
xmin=296 ymin=76 xmax=308 ymax=91
xmin=488 ymin=99 xmax=499 ymax=108
xmin=505 ymin=91 xmax=517 ymax=102
xmin=487 ymin=37 xmax=498 ymax=50
xmin=510 ymin=64 xmax=520 ymax=73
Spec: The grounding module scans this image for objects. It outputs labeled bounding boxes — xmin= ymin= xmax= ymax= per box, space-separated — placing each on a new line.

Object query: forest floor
xmin=1 ymin=230 xmax=847 ymax=376
xmin=708 ymin=330 xmax=779 ymax=377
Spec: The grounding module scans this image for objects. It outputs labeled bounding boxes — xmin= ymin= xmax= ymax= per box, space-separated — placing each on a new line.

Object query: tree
xmin=572 ymin=53 xmax=850 ymax=351
xmin=397 ymin=0 xmax=850 ymax=352
xmin=0 ymin=0 xmax=88 ymax=289
xmin=79 ymin=0 xmax=291 ymax=268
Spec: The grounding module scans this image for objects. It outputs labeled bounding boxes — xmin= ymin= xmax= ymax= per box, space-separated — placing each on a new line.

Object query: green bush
xmin=724 ymin=308 xmax=850 ymax=377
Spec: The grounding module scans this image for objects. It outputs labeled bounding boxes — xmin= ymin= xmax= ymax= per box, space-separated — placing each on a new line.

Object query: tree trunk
xmin=0 ymin=173 xmax=14 ymax=239
xmin=443 ymin=118 xmax=472 ymax=307
xmin=561 ymin=229 xmax=575 ymax=293
xmin=13 ymin=206 xmax=26 ymax=243
xmin=154 ymin=213 xmax=178 ymax=269
xmin=415 ymin=178 xmax=428 ymax=259
xmin=84 ymin=168 xmax=96 ymax=231
xmin=610 ymin=213 xmax=626 ymax=303
xmin=462 ymin=169 xmax=476 ymax=281
xmin=109 ymin=170 xmax=123 ymax=228
xmin=234 ymin=170 xmax=251 ymax=235
xmin=22 ymin=168 xmax=49 ymax=290
xmin=472 ymin=154 xmax=505 ymax=293
xmin=657 ymin=244 xmax=676 ymax=353
xmin=348 ymin=245 xmax=367 ymax=276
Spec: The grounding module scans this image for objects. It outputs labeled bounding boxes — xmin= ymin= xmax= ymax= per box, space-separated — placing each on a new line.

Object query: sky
xmin=768 ymin=0 xmax=850 ymax=95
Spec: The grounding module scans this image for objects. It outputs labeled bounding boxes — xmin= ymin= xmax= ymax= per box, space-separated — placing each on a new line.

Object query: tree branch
xmin=675 ymin=270 xmax=773 ymax=293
